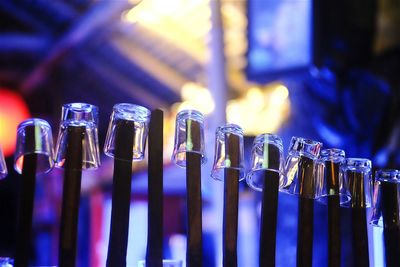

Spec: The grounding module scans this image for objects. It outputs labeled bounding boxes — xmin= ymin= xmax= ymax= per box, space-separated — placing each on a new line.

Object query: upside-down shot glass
xmin=137 ymin=259 xmax=183 ymax=267
xmin=281 ymin=136 xmax=322 ymax=267
xmin=341 ymin=158 xmax=372 ymax=208
xmin=246 ymin=133 xmax=285 ymax=191
xmin=55 ymin=103 xmax=100 ymax=169
xmin=0 ymin=146 xmax=7 ymax=179
xmin=13 ymin=118 xmax=54 ymax=267
xmin=342 ymin=158 xmax=372 ymax=267
xmin=246 ymin=133 xmax=285 ymax=266
xmin=14 ymin=118 xmax=54 ymax=174
xmin=211 ymin=124 xmax=245 ymax=181
xmin=371 ymin=169 xmax=400 ymax=226
xmin=370 ymin=169 xmax=400 ymax=267
xmin=104 ymin=103 xmax=151 ymax=267
xmin=171 ymin=110 xmax=206 ymax=266
xmin=314 ymin=148 xmax=350 ymax=267
xmin=315 ymin=148 xmax=351 ymax=204
xmin=281 ymin=136 xmax=322 ymax=198
xmin=171 ymin=110 xmax=206 ymax=167
xmin=211 ymin=124 xmax=245 ymax=266
xmin=104 ymin=103 xmax=151 ymax=161
xmin=55 ymin=103 xmax=100 ymax=267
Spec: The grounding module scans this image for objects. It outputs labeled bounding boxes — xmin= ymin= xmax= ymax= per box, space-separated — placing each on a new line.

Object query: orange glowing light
xmin=0 ymin=89 xmax=30 ymax=157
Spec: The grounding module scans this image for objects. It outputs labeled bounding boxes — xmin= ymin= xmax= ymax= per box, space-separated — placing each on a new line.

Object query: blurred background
xmin=0 ymin=0 xmax=399 ymax=266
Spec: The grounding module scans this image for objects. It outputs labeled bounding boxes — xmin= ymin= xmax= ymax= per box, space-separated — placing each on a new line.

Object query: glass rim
xmin=342 ymin=158 xmax=372 ymax=171
xmin=61 ymin=103 xmax=98 ymax=126
xmin=17 ymin=118 xmax=51 ymax=132
xmin=246 ymin=168 xmax=284 ymax=192
xmin=211 ymin=165 xmax=245 ymax=181
xmin=289 ymin=136 xmax=322 ymax=158
xmin=253 ymin=133 xmax=283 ymax=151
xmin=171 ymin=150 xmax=207 ymax=167
xmin=176 ymin=109 xmax=204 ymax=123
xmin=316 ymin=192 xmax=352 ymax=204
xmin=216 ymin=123 xmax=243 ymax=136
xmin=319 ymin=148 xmax=345 ymax=162
xmin=54 ymin=162 xmax=100 ymax=171
xmin=113 ymin=103 xmax=151 ymax=122
xmin=63 ymin=102 xmax=98 ymax=113
xmin=375 ymin=169 xmax=400 ymax=183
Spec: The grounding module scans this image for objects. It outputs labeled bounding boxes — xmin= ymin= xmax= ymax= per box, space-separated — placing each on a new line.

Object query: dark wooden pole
xmin=296 ymin=156 xmax=315 ymax=267
xmin=146 ymin=109 xmax=164 ymax=267
xmin=348 ymin=171 xmax=369 ymax=267
xmin=325 ymin=161 xmax=341 ymax=267
xmin=381 ymin=181 xmax=400 ymax=267
xmin=223 ymin=133 xmax=240 ymax=267
xmin=59 ymin=126 xmax=85 ymax=267
xmin=185 ymin=119 xmax=203 ymax=267
xmin=106 ymin=120 xmax=135 ymax=267
xmin=14 ymin=125 xmax=38 ymax=267
xmin=259 ymin=144 xmax=280 ymax=267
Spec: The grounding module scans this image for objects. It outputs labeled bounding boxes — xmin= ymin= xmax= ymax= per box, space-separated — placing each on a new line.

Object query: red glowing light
xmin=0 ymin=89 xmax=30 ymax=157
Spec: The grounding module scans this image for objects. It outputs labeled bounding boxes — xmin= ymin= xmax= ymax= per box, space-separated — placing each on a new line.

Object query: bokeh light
xmin=0 ymin=89 xmax=30 ymax=156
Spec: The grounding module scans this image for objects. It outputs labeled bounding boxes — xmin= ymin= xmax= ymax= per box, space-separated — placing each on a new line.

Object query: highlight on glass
xmin=0 ymin=146 xmax=7 ymax=179
xmin=104 ymin=103 xmax=151 ymax=161
xmin=341 ymin=158 xmax=372 ymax=208
xmin=54 ymin=103 xmax=100 ymax=169
xmin=281 ymin=136 xmax=323 ymax=198
xmin=14 ymin=118 xmax=54 ymax=174
xmin=211 ymin=124 xmax=245 ymax=181
xmin=315 ymin=148 xmax=351 ymax=204
xmin=246 ymin=133 xmax=285 ymax=191
xmin=171 ymin=109 xmax=206 ymax=167
xmin=370 ymin=169 xmax=400 ymax=227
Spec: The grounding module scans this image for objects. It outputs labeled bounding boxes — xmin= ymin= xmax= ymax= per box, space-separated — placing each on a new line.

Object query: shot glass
xmin=315 ymin=148 xmax=351 ymax=204
xmin=104 ymin=103 xmax=151 ymax=161
xmin=0 ymin=146 xmax=7 ymax=179
xmin=281 ymin=136 xmax=322 ymax=198
xmin=370 ymin=169 xmax=400 ymax=227
xmin=341 ymin=158 xmax=372 ymax=208
xmin=14 ymin=118 xmax=54 ymax=174
xmin=171 ymin=110 xmax=206 ymax=167
xmin=54 ymin=103 xmax=100 ymax=169
xmin=246 ymin=133 xmax=285 ymax=191
xmin=211 ymin=124 xmax=245 ymax=181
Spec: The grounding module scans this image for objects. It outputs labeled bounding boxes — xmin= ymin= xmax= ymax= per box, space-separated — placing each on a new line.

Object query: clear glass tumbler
xmin=211 ymin=124 xmax=245 ymax=181
xmin=370 ymin=169 xmax=400 ymax=226
xmin=281 ymin=136 xmax=323 ymax=198
xmin=14 ymin=118 xmax=54 ymax=174
xmin=104 ymin=103 xmax=151 ymax=161
xmin=246 ymin=133 xmax=285 ymax=191
xmin=341 ymin=158 xmax=372 ymax=208
xmin=315 ymin=148 xmax=351 ymax=204
xmin=54 ymin=103 xmax=100 ymax=169
xmin=171 ymin=110 xmax=206 ymax=167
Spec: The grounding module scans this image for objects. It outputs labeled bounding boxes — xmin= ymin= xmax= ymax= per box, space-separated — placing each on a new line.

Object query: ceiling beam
xmin=20 ymin=0 xmax=132 ymax=95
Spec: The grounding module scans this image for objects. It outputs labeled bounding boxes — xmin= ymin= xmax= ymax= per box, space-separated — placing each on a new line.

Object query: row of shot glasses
xmin=0 ymin=103 xmax=398 ymax=267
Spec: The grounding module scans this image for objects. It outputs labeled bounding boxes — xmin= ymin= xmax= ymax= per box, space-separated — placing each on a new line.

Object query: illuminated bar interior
xmin=0 ymin=0 xmax=399 ymax=266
